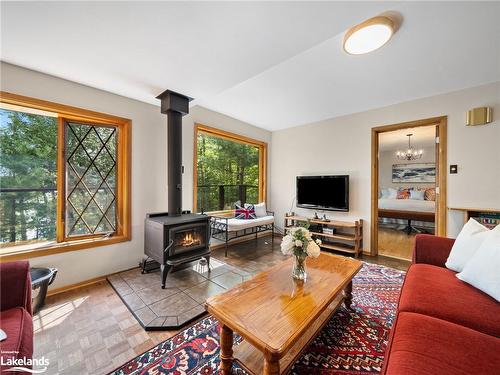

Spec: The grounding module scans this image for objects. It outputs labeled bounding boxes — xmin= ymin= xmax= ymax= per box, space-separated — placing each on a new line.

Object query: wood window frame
xmin=193 ymin=123 xmax=267 ymax=214
xmin=0 ymin=92 xmax=131 ymax=261
xmin=370 ymin=116 xmax=447 ymax=256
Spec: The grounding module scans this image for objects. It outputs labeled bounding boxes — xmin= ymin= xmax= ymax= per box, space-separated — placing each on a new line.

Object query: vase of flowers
xmin=281 ymin=225 xmax=322 ymax=281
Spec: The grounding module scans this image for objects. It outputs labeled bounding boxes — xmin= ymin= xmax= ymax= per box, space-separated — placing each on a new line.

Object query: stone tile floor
xmin=107 ymin=258 xmax=253 ymax=329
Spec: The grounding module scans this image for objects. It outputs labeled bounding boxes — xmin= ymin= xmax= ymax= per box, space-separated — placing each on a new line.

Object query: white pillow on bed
xmin=410 ymin=190 xmax=425 ymax=200
xmin=445 ymin=219 xmax=490 ymax=272
xmin=386 ymin=188 xmax=397 ymax=199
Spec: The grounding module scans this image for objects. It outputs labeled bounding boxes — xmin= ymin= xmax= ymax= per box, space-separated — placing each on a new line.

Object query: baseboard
xmin=46 ymin=266 xmax=137 ymax=297
xmin=47 ymin=275 xmax=108 ymax=296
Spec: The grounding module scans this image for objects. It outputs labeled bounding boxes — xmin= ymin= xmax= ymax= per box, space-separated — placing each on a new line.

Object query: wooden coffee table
xmin=205 ymin=253 xmax=362 ymax=374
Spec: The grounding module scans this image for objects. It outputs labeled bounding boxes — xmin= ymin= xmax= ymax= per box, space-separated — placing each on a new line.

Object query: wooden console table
xmin=284 ymin=215 xmax=363 ymax=258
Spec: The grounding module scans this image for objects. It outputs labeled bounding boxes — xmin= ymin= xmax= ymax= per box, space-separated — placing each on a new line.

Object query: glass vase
xmin=292 ymin=254 xmax=307 ymax=281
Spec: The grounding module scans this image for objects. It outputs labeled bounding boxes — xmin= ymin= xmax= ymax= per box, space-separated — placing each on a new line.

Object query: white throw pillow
xmin=245 ymin=202 xmax=267 ymax=217
xmin=409 ymin=190 xmax=425 ymax=200
xmin=387 ymin=188 xmax=397 ymax=199
xmin=457 ymin=225 xmax=500 ymax=302
xmin=380 ymin=188 xmax=389 ymax=198
xmin=445 ymin=219 xmax=490 ymax=272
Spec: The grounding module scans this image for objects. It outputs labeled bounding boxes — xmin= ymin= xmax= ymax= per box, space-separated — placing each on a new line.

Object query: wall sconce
xmin=466 ymin=107 xmax=492 ymax=126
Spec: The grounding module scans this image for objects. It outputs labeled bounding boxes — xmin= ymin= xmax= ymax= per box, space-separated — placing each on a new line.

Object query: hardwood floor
xmin=34 ymin=235 xmax=409 ymax=374
xmin=377 ymin=227 xmax=416 ymax=261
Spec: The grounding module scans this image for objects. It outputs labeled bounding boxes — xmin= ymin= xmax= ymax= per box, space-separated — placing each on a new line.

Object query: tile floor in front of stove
xmin=33 ymin=236 xmax=409 ymax=375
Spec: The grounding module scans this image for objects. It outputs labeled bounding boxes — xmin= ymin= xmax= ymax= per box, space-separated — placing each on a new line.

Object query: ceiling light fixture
xmin=343 ymin=16 xmax=395 ymax=55
xmin=396 ymin=134 xmax=423 ymax=161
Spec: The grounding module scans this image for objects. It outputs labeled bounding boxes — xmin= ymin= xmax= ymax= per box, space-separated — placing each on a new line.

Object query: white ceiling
xmin=1 ymin=2 xmax=499 ymax=131
xmin=379 ymin=125 xmax=436 ymax=151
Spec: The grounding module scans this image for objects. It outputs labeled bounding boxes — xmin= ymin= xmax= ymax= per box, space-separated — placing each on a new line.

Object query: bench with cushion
xmin=210 ymin=204 xmax=274 ymax=256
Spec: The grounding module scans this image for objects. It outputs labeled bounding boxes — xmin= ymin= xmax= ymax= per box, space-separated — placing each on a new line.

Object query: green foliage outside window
xmin=196 ymin=132 xmax=260 ymax=212
xmin=0 ymin=109 xmax=57 ymax=245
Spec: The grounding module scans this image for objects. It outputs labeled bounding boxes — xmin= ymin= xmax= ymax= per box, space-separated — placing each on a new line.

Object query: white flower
xmin=305 ymin=231 xmax=312 ymax=240
xmin=295 ymin=239 xmax=303 ymax=247
xmin=306 ymin=241 xmax=321 ymax=258
xmin=280 ymin=234 xmax=294 ymax=255
xmin=315 ymin=239 xmax=322 ymax=245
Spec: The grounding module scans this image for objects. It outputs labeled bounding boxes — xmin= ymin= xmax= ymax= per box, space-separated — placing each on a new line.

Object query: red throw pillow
xmin=397 ymin=188 xmax=411 ymax=199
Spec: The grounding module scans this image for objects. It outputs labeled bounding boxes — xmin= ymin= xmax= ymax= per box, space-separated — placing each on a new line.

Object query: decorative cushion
xmin=409 ymin=190 xmax=425 ymax=200
xmin=246 ymin=202 xmax=267 ymax=218
xmin=445 ymin=218 xmax=490 ymax=272
xmin=234 ymin=204 xmax=256 ymax=220
xmin=457 ymin=224 xmax=500 ymax=302
xmin=397 ymin=188 xmax=411 ymax=199
xmin=424 ymin=187 xmax=436 ymax=201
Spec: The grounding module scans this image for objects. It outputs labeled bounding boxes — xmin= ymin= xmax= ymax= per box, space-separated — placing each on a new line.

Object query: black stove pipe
xmin=156 ymin=90 xmax=193 ymax=216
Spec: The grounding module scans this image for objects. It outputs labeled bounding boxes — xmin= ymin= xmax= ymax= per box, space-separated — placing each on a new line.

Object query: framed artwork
xmin=392 ymin=163 xmax=436 ymax=183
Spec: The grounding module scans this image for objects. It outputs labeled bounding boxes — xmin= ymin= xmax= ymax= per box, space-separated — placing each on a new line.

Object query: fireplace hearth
xmin=142 ymin=90 xmax=211 ymax=288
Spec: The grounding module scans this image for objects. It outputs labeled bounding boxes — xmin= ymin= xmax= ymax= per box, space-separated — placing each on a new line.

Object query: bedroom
xmin=377 ymin=125 xmax=438 ymax=260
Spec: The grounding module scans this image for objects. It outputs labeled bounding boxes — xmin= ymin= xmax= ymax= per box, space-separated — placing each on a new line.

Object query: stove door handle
xmin=164 ymin=239 xmax=175 ymax=257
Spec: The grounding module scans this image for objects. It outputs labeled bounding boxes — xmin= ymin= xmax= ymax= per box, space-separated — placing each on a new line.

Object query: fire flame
xmin=180 ymin=231 xmax=201 ymax=247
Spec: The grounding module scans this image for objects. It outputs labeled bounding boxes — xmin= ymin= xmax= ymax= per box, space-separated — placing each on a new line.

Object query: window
xmin=194 ymin=124 xmax=266 ymax=213
xmin=0 ymin=92 xmax=131 ymax=259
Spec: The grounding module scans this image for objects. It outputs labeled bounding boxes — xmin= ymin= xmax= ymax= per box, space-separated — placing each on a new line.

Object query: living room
xmin=0 ymin=1 xmax=499 ymax=375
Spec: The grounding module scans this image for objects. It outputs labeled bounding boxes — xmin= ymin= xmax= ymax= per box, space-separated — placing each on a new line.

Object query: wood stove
xmin=142 ymin=90 xmax=211 ymax=288
xmin=143 ymin=212 xmax=210 ymax=288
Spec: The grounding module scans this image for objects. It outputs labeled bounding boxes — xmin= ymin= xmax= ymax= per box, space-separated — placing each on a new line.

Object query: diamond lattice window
xmin=65 ymin=122 xmax=117 ymax=237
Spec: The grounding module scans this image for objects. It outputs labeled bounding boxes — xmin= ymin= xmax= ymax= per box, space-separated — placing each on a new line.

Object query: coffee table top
xmin=205 ymin=253 xmax=362 ymax=355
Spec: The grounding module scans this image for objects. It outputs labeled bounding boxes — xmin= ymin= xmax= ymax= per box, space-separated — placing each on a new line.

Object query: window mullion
xmin=56 ymin=116 xmax=66 ymax=243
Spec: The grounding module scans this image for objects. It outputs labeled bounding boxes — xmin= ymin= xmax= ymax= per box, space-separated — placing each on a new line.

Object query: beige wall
xmin=270 ymin=82 xmax=500 ymax=249
xmin=0 ymin=63 xmax=270 ymax=289
xmin=379 ymin=146 xmax=436 ymax=190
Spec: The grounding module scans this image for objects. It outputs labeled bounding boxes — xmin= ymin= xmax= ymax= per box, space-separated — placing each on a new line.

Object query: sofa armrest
xmin=413 ymin=234 xmax=455 ymax=268
xmin=0 ymin=261 xmax=32 ymax=314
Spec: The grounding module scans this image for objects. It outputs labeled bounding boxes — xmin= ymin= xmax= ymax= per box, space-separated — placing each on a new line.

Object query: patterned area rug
xmin=110 ymin=263 xmax=405 ymax=375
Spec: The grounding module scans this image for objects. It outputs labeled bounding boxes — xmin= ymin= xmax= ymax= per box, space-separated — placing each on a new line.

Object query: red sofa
xmin=382 ymin=234 xmax=500 ymax=375
xmin=0 ymin=261 xmax=33 ymax=372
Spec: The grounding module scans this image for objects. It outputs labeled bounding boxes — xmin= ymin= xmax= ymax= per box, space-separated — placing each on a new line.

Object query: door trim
xmin=371 ymin=116 xmax=447 ymax=256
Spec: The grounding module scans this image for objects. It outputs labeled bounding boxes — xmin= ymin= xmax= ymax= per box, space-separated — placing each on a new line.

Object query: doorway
xmin=371 ymin=117 xmax=447 ymax=259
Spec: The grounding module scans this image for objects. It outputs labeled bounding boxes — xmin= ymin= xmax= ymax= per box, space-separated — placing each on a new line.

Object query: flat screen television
xmin=296 ymin=175 xmax=349 ymax=211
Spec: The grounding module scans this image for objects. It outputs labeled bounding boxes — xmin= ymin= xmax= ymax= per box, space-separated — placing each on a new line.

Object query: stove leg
xmin=206 ymin=256 xmax=211 ymax=272
xmin=161 ymin=264 xmax=172 ymax=289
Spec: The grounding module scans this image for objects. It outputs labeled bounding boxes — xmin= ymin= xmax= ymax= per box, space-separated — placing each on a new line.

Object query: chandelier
xmin=396 ymin=134 xmax=423 ymax=161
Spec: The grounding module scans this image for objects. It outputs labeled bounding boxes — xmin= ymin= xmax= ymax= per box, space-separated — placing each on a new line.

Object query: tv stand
xmin=284 ymin=214 xmax=363 ymax=258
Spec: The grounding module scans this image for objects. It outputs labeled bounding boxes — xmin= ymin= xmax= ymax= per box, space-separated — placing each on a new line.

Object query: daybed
xmin=378 ymin=198 xmax=435 ymax=234
xmin=210 ymin=210 xmax=275 ymax=256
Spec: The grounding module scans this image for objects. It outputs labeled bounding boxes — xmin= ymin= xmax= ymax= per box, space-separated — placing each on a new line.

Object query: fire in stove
xmin=179 ymin=231 xmax=202 ymax=247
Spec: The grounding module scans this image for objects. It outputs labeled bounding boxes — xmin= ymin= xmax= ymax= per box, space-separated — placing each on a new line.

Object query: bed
xmin=378 ymin=198 xmax=435 ymax=234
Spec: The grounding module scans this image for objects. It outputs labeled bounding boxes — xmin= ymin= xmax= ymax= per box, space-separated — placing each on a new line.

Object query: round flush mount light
xmin=343 ymin=16 xmax=395 ymax=55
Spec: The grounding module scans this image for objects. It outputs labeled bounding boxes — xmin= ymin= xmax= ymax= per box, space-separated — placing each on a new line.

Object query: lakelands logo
xmin=1 ymin=354 xmax=49 ymax=373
